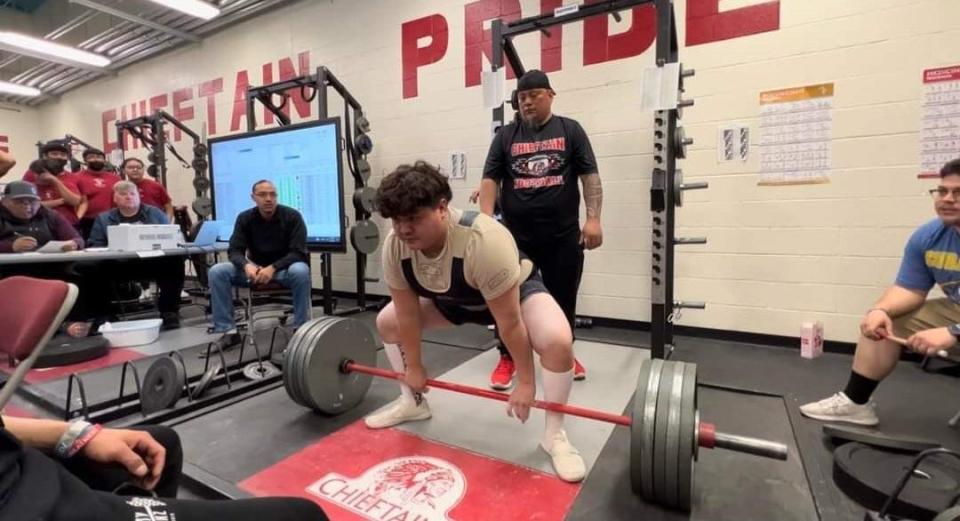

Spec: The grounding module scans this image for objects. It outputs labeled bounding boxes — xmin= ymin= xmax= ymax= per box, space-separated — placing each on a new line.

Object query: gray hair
xmin=114 ymin=180 xmax=138 ymax=194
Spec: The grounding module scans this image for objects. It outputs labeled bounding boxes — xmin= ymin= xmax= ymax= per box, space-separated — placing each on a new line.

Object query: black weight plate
xmin=282 ymin=317 xmax=327 ymax=407
xmin=664 ymin=360 xmax=685 ymax=508
xmin=824 ymin=424 xmax=942 ymax=453
xmin=833 ymin=443 xmax=960 ymax=520
xmin=674 ymin=169 xmax=684 ymax=207
xmin=653 ymin=361 xmax=675 ymax=503
xmin=141 ymin=357 xmax=185 ymax=414
xmin=674 ymin=126 xmax=688 ymax=159
xmin=353 ymin=186 xmax=377 ymax=214
xmin=629 ymin=358 xmax=653 ymax=496
xmin=677 ymin=361 xmax=697 ymax=511
xmin=350 ymin=220 xmax=381 ymax=255
xmin=357 ymin=158 xmax=371 ymax=182
xmin=192 ymin=197 xmax=212 ymax=217
xmin=355 ymin=134 xmax=373 ymax=155
xmin=355 ymin=114 xmax=370 ymax=134
xmin=243 ymin=361 xmax=280 ymax=381
xmin=633 ymin=359 xmax=664 ymax=500
xmin=297 ymin=319 xmax=334 ymax=408
xmin=191 ymin=158 xmax=208 ymax=172
xmin=192 ymin=175 xmax=211 ymax=192
xmin=192 ymin=362 xmax=221 ymax=399
xmin=193 ymin=143 xmax=208 ymax=157
xmin=147 ymin=164 xmax=158 ymax=177
xmin=302 ymin=317 xmax=377 ymax=414
xmin=34 ymin=335 xmax=109 ymax=368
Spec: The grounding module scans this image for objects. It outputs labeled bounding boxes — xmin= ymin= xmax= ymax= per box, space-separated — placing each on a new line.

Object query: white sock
xmin=541 ymin=366 xmax=574 ymax=447
xmin=383 ymin=343 xmax=417 ymax=405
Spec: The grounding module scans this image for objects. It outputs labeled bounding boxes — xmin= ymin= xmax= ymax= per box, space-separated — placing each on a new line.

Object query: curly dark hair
xmin=376 ymin=161 xmax=452 ymax=219
xmin=942 ymin=158 xmax=960 ymax=178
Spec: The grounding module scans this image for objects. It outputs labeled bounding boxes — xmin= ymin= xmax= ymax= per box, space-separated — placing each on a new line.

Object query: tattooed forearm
xmin=582 ymin=173 xmax=602 ymax=219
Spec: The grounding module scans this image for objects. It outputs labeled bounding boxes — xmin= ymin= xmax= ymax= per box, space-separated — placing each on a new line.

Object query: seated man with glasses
xmin=207 ymin=180 xmax=312 ymax=349
xmin=801 ymin=158 xmax=960 ymax=425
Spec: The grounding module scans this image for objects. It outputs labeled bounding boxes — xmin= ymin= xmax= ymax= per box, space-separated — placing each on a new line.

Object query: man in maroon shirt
xmin=121 ymin=158 xmax=174 ymax=221
xmin=22 ymin=152 xmax=82 ymax=231
xmin=75 ymin=148 xmax=119 ymax=239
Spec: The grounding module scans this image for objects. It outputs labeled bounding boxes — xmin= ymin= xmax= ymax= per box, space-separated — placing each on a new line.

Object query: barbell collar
xmin=675 ymin=237 xmax=707 ymax=245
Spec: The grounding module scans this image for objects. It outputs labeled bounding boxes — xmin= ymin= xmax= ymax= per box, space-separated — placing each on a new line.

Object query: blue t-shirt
xmin=896 ymin=218 xmax=960 ymax=303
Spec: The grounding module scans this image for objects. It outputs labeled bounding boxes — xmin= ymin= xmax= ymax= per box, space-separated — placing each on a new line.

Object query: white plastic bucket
xmin=99 ymin=318 xmax=162 ymax=347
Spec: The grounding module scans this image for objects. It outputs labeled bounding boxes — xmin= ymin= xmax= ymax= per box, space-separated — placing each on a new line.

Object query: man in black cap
xmin=0 ymin=181 xmax=83 ymax=253
xmin=481 ymin=69 xmax=603 ymax=390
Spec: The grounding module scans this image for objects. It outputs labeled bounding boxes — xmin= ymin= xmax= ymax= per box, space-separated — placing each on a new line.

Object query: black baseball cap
xmin=3 ymin=181 xmax=40 ymax=200
xmin=40 ymin=140 xmax=69 ymax=155
xmin=82 ymin=148 xmax=105 ymax=159
xmin=517 ymin=69 xmax=553 ymax=93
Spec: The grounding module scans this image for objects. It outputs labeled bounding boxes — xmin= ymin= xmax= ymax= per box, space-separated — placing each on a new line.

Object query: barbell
xmin=283 ymin=316 xmax=789 ymax=511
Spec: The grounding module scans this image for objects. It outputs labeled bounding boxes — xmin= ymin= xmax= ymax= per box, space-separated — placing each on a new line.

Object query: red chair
xmin=0 ymin=276 xmax=78 ymax=410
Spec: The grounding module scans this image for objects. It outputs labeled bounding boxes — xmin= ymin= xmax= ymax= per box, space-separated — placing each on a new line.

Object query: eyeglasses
xmin=929 ymin=187 xmax=960 ymax=199
xmin=254 ymin=191 xmax=277 ymax=198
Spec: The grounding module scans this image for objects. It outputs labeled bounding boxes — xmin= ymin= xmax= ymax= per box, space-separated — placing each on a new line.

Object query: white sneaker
xmin=541 ymin=430 xmax=586 ymax=482
xmin=364 ymin=396 xmax=431 ymax=429
xmin=799 ymin=392 xmax=879 ymax=426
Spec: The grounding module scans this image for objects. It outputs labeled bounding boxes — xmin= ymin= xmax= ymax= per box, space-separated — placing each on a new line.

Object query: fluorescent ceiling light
xmin=147 ymin=0 xmax=220 ymax=20
xmin=0 ymin=80 xmax=41 ymax=97
xmin=0 ymin=31 xmax=111 ymax=68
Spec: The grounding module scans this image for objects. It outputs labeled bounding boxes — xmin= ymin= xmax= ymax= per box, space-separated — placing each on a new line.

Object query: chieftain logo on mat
xmin=306 ymin=456 xmax=466 ymax=521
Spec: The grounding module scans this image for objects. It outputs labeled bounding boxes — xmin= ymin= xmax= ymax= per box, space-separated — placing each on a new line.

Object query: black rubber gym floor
xmin=151 ymin=313 xmax=959 ymax=520
xmin=14 ymin=311 xmax=956 ymax=519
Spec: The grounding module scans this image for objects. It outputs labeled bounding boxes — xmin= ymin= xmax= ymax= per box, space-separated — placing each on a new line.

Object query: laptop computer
xmin=181 ymin=220 xmax=221 ymax=247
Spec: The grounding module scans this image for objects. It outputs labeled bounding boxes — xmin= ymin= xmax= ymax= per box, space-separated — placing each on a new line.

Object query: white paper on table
xmin=37 ymin=240 xmax=75 ymax=253
xmin=84 ymin=247 xmax=109 ymax=252
xmin=136 ymin=250 xmax=165 ymax=258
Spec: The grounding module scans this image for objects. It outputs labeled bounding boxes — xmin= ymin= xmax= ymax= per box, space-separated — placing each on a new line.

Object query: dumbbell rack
xmin=246 ymin=66 xmax=378 ymax=316
xmin=490 ymin=0 xmax=706 ymax=360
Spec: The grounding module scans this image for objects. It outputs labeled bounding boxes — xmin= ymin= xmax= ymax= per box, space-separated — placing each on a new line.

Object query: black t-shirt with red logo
xmin=482 ymin=115 xmax=598 ymax=242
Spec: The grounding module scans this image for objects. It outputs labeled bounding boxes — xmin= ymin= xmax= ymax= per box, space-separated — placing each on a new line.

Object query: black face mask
xmin=86 ymin=161 xmax=105 ymax=172
xmin=43 ymin=158 xmax=67 ymax=174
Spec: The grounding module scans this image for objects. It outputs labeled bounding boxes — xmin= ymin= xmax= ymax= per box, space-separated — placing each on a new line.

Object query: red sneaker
xmin=489 ymin=355 xmax=516 ymax=390
xmin=573 ymin=358 xmax=586 ymax=381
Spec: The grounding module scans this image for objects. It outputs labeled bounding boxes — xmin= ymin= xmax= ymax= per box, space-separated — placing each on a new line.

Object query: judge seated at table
xmin=84 ymin=181 xmax=185 ymax=330
xmin=0 ymin=180 xmax=102 ymax=335
xmin=0 ymin=181 xmax=83 ymax=253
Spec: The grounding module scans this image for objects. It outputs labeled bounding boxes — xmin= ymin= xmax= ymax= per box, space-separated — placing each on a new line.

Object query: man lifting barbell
xmin=367 ymin=161 xmax=586 ymax=483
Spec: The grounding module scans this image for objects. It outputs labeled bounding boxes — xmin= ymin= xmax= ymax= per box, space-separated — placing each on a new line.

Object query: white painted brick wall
xmin=20 ymin=0 xmax=960 ymax=342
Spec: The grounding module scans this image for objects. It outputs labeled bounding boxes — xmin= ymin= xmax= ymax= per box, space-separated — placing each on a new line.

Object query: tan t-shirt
xmin=382 ymin=207 xmax=524 ymax=301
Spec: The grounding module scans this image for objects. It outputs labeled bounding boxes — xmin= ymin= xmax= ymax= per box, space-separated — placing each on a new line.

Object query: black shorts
xmin=433 ymin=271 xmax=548 ymax=326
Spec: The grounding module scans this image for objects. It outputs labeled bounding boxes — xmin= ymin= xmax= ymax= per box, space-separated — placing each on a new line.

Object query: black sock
xmin=843 ymin=371 xmax=879 ymax=405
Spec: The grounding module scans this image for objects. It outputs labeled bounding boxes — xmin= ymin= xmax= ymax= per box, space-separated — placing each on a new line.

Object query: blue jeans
xmin=208 ymin=261 xmax=312 ymax=333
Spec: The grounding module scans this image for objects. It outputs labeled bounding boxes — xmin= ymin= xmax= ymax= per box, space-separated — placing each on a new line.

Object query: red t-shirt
xmin=75 ymin=169 xmax=120 ymax=219
xmin=134 ymin=178 xmax=172 ymax=210
xmin=21 ymin=170 xmax=82 ymax=225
